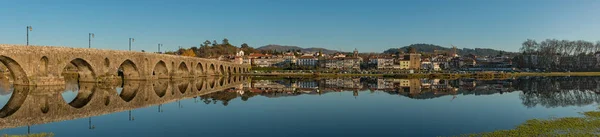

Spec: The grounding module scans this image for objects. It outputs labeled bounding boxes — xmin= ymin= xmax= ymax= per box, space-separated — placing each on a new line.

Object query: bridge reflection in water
xmin=0 ymin=76 xmax=248 ymax=130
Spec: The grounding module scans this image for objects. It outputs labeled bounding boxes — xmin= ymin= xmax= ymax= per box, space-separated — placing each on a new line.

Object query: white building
xmin=297 ymin=56 xmax=318 ymax=67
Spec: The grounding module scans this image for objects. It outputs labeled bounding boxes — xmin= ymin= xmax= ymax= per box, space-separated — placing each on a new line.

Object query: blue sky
xmin=1 ymin=0 xmax=599 ymax=52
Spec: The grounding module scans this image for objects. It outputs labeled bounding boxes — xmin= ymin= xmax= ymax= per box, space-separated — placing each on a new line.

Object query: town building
xmin=297 ymin=55 xmax=319 ymax=67
xmin=249 ymin=53 xmax=285 ymax=67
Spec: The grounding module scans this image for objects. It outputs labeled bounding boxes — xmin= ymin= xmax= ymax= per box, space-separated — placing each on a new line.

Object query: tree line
xmin=516 ymin=39 xmax=600 ymax=71
xmin=166 ymin=38 xmax=259 ymax=58
xmin=520 ymin=39 xmax=600 ymax=56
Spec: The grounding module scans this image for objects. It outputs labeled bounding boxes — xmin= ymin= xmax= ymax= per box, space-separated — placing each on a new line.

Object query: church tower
xmin=353 ymin=48 xmax=359 ymax=57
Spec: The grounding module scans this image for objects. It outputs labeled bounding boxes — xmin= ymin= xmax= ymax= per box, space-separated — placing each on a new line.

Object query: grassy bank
xmin=458 ymin=108 xmax=600 ymax=137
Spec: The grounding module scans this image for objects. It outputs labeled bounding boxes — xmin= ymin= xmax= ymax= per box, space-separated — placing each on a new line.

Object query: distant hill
xmin=383 ymin=44 xmax=516 ymax=57
xmin=256 ymin=44 xmax=340 ymax=54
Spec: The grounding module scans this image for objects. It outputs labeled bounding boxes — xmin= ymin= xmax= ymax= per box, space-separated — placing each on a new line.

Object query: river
xmin=0 ymin=76 xmax=599 ymax=137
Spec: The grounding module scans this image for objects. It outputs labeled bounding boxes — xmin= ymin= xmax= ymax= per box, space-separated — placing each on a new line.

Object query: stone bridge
xmin=0 ymin=76 xmax=248 ymax=130
xmin=0 ymin=44 xmax=251 ymax=85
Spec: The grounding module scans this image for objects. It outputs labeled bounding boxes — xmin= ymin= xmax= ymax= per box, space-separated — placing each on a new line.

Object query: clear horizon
xmin=1 ymin=0 xmax=599 ymax=52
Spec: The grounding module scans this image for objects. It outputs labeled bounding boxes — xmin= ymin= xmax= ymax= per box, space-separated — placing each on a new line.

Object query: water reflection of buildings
xmin=203 ymin=77 xmax=600 ymax=109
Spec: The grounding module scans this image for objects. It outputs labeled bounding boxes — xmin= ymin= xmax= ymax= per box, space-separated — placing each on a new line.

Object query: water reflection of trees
xmin=516 ymin=77 xmax=600 ymax=108
xmin=200 ymin=77 xmax=600 ymax=108
xmin=199 ymin=88 xmax=259 ymax=106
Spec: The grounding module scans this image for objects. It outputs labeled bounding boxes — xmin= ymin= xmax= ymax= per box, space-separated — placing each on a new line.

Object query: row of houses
xmin=217 ymin=48 xmax=513 ymax=71
xmin=242 ymin=49 xmax=364 ymax=70
xmin=368 ymin=52 xmax=513 ymax=71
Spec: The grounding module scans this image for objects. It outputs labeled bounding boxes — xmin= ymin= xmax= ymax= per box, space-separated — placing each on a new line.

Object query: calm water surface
xmin=0 ymin=76 xmax=599 ymax=137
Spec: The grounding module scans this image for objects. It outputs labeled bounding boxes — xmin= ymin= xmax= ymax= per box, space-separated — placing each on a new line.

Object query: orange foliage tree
xmin=181 ymin=49 xmax=197 ymax=57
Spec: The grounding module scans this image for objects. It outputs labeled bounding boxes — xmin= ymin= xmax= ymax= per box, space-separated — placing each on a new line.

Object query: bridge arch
xmin=195 ymin=79 xmax=204 ymax=92
xmin=153 ymin=61 xmax=169 ymax=79
xmin=219 ymin=77 xmax=225 ymax=87
xmin=177 ymin=62 xmax=190 ymax=77
xmin=62 ymin=83 xmax=96 ymax=108
xmin=104 ymin=58 xmax=110 ymax=68
xmin=0 ymin=56 xmax=29 ymax=85
xmin=118 ymin=60 xmax=140 ymax=80
xmin=117 ymin=81 xmax=140 ymax=102
xmin=0 ymin=86 xmax=29 ymax=118
xmin=175 ymin=80 xmax=189 ymax=94
xmin=195 ymin=62 xmax=204 ymax=76
xmin=62 ymin=58 xmax=96 ymax=82
xmin=219 ymin=65 xmax=225 ymax=75
xmin=152 ymin=80 xmax=168 ymax=98
xmin=227 ymin=66 xmax=232 ymax=75
xmin=208 ymin=78 xmax=216 ymax=89
xmin=209 ymin=64 xmax=216 ymax=75
xmin=39 ymin=56 xmax=49 ymax=76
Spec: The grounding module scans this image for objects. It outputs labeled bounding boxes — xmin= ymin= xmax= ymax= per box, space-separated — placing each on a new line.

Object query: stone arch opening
xmin=117 ymin=81 xmax=140 ymax=102
xmin=177 ymin=62 xmax=189 ymax=76
xmin=233 ymin=67 xmax=238 ymax=74
xmin=209 ymin=64 xmax=216 ymax=75
xmin=41 ymin=99 xmax=49 ymax=114
xmin=153 ymin=61 xmax=169 ymax=79
xmin=153 ymin=80 xmax=168 ymax=98
xmin=0 ymin=86 xmax=30 ymax=118
xmin=0 ymin=56 xmax=29 ymax=85
xmin=219 ymin=65 xmax=225 ymax=75
xmin=227 ymin=66 xmax=232 ymax=75
xmin=104 ymin=96 xmax=110 ymax=106
xmin=61 ymin=83 xmax=96 ymax=108
xmin=195 ymin=80 xmax=204 ymax=92
xmin=174 ymin=80 xmax=189 ymax=94
xmin=62 ymin=58 xmax=96 ymax=83
xmin=219 ymin=77 xmax=225 ymax=87
xmin=117 ymin=60 xmax=140 ymax=80
xmin=104 ymin=58 xmax=110 ymax=68
xmin=209 ymin=78 xmax=216 ymax=89
xmin=196 ymin=62 xmax=204 ymax=76
xmin=40 ymin=56 xmax=49 ymax=76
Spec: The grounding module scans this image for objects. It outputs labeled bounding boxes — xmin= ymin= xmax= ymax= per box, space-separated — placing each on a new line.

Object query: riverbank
xmin=459 ymin=108 xmax=600 ymax=136
xmin=245 ymin=72 xmax=600 ymax=79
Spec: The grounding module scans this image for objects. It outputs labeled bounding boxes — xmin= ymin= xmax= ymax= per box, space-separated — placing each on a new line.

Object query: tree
xmin=241 ymin=43 xmax=249 ymax=48
xmin=520 ymin=39 xmax=538 ymax=54
xmin=212 ymin=40 xmax=218 ymax=46
xmin=222 ymin=38 xmax=230 ymax=45
xmin=407 ymin=47 xmax=416 ymax=53
xmin=181 ymin=49 xmax=196 ymax=57
xmin=203 ymin=40 xmax=211 ymax=47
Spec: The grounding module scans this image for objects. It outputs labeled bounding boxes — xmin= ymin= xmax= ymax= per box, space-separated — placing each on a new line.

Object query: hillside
xmin=383 ymin=44 xmax=516 ymax=57
xmin=257 ymin=44 xmax=340 ymax=54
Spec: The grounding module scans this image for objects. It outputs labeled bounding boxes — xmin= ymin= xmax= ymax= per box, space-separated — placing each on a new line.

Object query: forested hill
xmin=383 ymin=44 xmax=516 ymax=57
xmin=257 ymin=44 xmax=340 ymax=54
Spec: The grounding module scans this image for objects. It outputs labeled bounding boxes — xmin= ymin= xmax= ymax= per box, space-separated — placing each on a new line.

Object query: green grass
xmin=457 ymin=109 xmax=600 ymax=137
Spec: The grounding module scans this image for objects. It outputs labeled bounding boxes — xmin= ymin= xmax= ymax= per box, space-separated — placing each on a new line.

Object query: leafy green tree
xmin=241 ymin=43 xmax=249 ymax=48
xmin=222 ymin=38 xmax=230 ymax=45
xmin=203 ymin=40 xmax=211 ymax=47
